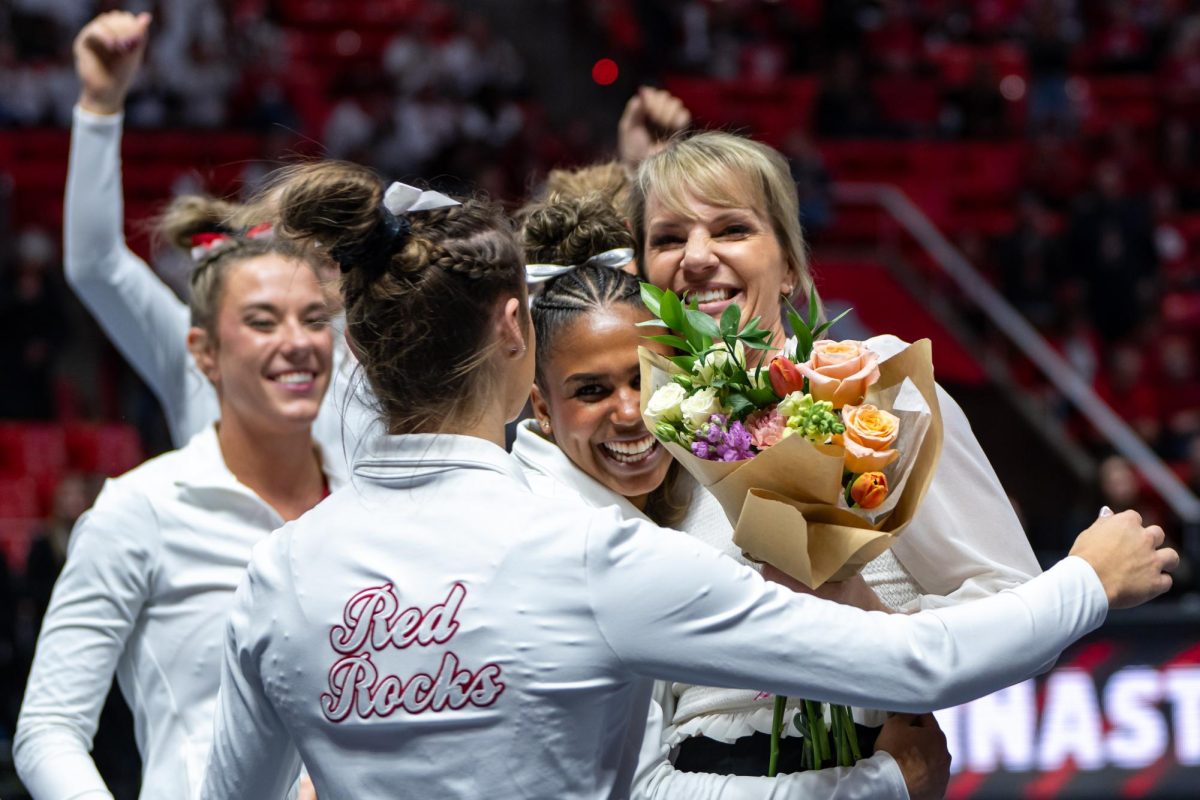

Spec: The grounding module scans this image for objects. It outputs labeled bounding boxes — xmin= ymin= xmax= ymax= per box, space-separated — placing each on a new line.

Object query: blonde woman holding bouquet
xmin=515 ymin=199 xmax=951 ymax=797
xmin=15 ymin=198 xmax=341 ymax=800
xmin=620 ymin=130 xmax=1081 ymax=777
xmin=194 ymin=159 xmax=1173 ymax=800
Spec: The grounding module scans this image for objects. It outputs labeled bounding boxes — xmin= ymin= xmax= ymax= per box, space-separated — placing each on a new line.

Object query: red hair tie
xmin=190 ymin=232 xmax=234 ymax=261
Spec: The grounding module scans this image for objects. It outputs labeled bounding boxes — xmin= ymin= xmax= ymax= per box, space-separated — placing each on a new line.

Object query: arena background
xmin=1 ymin=1 xmax=1198 ymax=798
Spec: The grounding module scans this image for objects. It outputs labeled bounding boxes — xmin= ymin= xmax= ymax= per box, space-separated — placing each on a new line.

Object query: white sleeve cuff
xmin=74 ymin=104 xmax=125 ymax=126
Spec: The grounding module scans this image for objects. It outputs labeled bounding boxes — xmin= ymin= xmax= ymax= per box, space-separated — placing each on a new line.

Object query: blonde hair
xmin=627 ymin=131 xmax=813 ymax=303
xmin=154 ymin=195 xmax=310 ymax=336
xmin=273 ymin=161 xmax=525 ymax=435
xmin=542 ymin=161 xmax=630 ymax=211
xmin=520 ymin=193 xmax=634 ymax=268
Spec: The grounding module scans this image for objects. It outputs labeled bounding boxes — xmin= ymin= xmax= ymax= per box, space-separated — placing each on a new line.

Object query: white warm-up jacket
xmin=200 ymin=432 xmax=1107 ymax=800
xmin=14 ymin=427 xmax=345 ymax=800
xmin=63 ymin=106 xmax=374 ymax=462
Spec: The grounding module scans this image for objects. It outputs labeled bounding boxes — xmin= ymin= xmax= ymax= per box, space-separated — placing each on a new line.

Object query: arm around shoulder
xmin=585 ymin=512 xmax=1107 ymax=713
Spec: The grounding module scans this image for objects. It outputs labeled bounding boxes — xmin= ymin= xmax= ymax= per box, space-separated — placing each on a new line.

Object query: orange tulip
xmin=768 ymin=356 xmax=805 ymax=397
xmin=848 ymin=472 xmax=889 ymax=509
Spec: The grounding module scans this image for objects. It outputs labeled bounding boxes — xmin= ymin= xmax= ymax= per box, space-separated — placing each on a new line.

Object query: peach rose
xmin=795 ymin=340 xmax=881 ymax=409
xmin=848 ymin=471 xmax=889 ymax=509
xmin=841 ymin=403 xmax=900 ymax=473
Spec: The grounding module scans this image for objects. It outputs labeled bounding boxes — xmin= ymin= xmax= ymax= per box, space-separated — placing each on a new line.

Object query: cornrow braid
xmin=530 ymin=264 xmax=641 ymax=385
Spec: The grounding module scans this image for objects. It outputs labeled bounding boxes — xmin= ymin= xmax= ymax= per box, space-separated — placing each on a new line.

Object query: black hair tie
xmin=331 ymin=207 xmax=411 ymax=276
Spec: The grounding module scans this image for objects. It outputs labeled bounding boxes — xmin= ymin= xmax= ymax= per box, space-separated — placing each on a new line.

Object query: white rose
xmin=680 ymin=387 xmax=724 ymax=430
xmin=645 ymin=382 xmax=687 ymax=424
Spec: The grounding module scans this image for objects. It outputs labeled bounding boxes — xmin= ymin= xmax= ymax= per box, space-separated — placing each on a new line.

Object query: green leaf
xmin=812 ymin=307 xmax=852 ymax=338
xmin=794 ymin=322 xmax=814 ymax=362
xmin=635 ymin=318 xmax=668 ymax=328
xmin=669 ymin=354 xmax=696 ymax=371
xmin=639 ymin=283 xmax=664 ymax=318
xmin=660 ymin=290 xmax=686 ymax=333
xmin=786 ymin=304 xmax=809 ymax=341
xmin=726 ymin=392 xmax=755 ymax=420
xmin=739 ymin=314 xmax=764 ymax=334
xmin=748 ymin=385 xmax=780 ymax=405
xmin=685 ymin=308 xmax=722 ymax=340
xmin=644 ymin=334 xmax=690 ymax=350
xmin=719 ymin=304 xmax=741 ymax=337
xmin=743 ymin=340 xmax=774 ymax=351
xmin=808 ymin=285 xmax=820 ymax=330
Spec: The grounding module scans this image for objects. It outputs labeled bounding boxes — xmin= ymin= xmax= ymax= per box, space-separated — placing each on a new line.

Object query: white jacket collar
xmin=510 ymin=420 xmax=649 ymax=522
xmin=354 ymin=432 xmax=530 ymax=489
xmin=173 ymin=424 xmax=347 ymax=492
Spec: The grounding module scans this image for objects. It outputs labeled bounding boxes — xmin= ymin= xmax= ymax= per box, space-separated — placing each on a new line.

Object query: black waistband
xmin=673 ymin=725 xmax=881 ymax=776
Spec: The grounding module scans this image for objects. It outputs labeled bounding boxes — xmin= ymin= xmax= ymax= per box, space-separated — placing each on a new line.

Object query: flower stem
xmin=844 ymin=706 xmax=862 ymax=762
xmin=768 ymin=695 xmax=787 ymax=777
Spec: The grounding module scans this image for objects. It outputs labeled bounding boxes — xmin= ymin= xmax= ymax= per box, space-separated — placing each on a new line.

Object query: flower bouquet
xmin=637 ymin=283 xmax=944 ymax=772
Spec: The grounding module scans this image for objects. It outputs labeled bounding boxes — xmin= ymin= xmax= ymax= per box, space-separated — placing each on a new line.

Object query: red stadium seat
xmin=0 ymin=517 xmax=40 ymax=572
xmin=65 ymin=423 xmax=144 ymax=477
xmin=0 ymin=423 xmax=68 ymax=479
xmin=0 ymin=477 xmax=39 ymax=518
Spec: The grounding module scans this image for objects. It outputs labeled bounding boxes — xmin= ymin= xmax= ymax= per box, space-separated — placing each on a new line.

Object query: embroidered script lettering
xmin=322 ymin=582 xmax=505 ymax=721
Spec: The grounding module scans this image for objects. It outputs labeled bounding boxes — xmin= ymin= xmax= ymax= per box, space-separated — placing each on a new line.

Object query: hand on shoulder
xmin=1069 ymin=508 xmax=1178 ymax=609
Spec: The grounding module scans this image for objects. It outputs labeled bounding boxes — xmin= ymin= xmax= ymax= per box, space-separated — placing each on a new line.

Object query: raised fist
xmin=74 ymin=11 xmax=152 ymax=115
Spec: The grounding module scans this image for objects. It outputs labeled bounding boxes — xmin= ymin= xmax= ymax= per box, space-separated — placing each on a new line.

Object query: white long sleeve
xmin=64 ymin=106 xmax=217 ymax=446
xmin=632 ymin=686 xmax=907 ymax=799
xmin=14 ymin=481 xmax=157 ymax=800
xmin=201 ymin=546 xmax=305 ymax=800
xmin=586 ymin=513 xmax=1106 ymax=712
xmin=198 ymin=434 xmax=1108 ymax=800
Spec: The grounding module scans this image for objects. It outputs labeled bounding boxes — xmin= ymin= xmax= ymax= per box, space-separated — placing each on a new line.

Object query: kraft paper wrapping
xmin=639 ymin=339 xmax=944 ymax=588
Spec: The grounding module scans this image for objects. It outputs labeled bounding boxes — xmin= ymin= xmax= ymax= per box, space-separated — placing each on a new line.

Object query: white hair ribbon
xmin=525 ymin=247 xmax=635 ymax=285
xmin=382 ymin=182 xmax=461 ymax=215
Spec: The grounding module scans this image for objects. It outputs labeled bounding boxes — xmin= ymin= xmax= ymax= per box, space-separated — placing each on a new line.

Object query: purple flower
xmin=716 ymin=421 xmax=754 ymax=461
xmin=691 ymin=440 xmax=712 ymax=459
xmin=704 ymin=422 xmax=724 ymax=445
